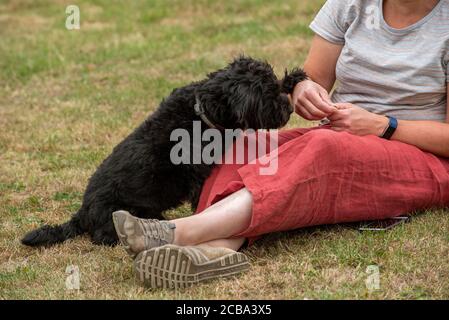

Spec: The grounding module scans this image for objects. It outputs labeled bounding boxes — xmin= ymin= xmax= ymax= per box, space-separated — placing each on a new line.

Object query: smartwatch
xmin=381 ymin=116 xmax=398 ymax=140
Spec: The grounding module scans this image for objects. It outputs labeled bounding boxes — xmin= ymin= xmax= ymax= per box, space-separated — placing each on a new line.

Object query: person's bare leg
xmin=171 ymin=188 xmax=253 ymax=246
xmin=198 ymin=237 xmax=246 ymax=251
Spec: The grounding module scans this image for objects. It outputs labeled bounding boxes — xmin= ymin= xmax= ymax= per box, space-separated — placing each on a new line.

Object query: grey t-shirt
xmin=310 ymin=0 xmax=449 ymax=122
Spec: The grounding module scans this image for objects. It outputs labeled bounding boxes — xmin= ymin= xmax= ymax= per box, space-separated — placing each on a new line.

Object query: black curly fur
xmin=281 ymin=68 xmax=309 ymax=95
xmin=21 ymin=56 xmax=307 ymax=247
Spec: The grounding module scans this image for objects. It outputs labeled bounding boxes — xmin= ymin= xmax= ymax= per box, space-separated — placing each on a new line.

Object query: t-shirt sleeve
xmin=309 ymin=0 xmax=353 ymax=45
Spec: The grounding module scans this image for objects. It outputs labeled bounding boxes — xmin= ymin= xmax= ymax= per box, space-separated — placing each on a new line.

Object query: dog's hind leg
xmin=91 ymin=220 xmax=118 ymax=246
xmin=85 ymin=201 xmax=130 ymax=246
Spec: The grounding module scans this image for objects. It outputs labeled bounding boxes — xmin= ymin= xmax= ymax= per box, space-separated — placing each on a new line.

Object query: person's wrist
xmin=296 ymin=79 xmax=315 ymax=89
xmin=374 ymin=115 xmax=390 ymax=137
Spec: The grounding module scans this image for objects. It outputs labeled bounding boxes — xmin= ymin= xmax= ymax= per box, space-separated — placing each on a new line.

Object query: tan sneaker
xmin=133 ymin=244 xmax=250 ymax=289
xmin=112 ymin=210 xmax=176 ymax=258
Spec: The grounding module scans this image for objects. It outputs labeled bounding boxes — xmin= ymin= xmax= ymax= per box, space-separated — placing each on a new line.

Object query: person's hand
xmin=328 ymin=103 xmax=389 ymax=136
xmin=291 ymin=80 xmax=337 ymax=121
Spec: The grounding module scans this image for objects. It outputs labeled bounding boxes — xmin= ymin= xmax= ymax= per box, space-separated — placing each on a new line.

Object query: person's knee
xmin=303 ymin=129 xmax=349 ymax=165
xmin=305 ymin=129 xmax=343 ymax=150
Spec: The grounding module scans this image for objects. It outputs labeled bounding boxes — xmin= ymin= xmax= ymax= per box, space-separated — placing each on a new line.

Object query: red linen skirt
xmin=196 ymin=126 xmax=449 ymax=244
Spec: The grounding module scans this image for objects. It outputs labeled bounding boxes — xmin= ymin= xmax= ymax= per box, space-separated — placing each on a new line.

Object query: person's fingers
xmin=296 ymin=106 xmax=315 ymax=121
xmin=318 ymin=89 xmax=334 ymax=106
xmin=327 ymin=109 xmax=350 ymax=121
xmin=334 ymin=102 xmax=352 ymax=110
xmin=327 ymin=111 xmax=342 ymax=121
xmin=329 ymin=119 xmax=350 ymax=129
xmin=295 ymin=102 xmax=317 ymax=121
xmin=306 ymin=90 xmax=337 ymax=115
xmin=300 ymin=99 xmax=329 ymax=119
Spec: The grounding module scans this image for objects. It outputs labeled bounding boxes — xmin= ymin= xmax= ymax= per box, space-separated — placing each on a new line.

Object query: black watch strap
xmin=381 ymin=116 xmax=398 ymax=140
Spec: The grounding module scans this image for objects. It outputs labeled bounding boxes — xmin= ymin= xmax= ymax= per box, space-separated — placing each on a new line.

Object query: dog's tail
xmin=21 ymin=211 xmax=84 ymax=247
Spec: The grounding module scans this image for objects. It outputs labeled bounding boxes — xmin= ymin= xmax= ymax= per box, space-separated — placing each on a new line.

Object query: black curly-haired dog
xmin=22 ymin=56 xmax=307 ymax=247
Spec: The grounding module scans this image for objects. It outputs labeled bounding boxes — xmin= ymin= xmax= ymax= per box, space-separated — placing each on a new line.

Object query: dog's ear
xmin=280 ymin=68 xmax=308 ymax=95
xmin=228 ymin=55 xmax=276 ymax=78
xmin=205 ymin=55 xmax=257 ymax=79
xmin=230 ymin=54 xmax=255 ymax=68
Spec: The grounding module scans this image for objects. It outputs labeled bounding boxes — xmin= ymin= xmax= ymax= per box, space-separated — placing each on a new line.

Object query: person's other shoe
xmin=133 ymin=244 xmax=250 ymax=289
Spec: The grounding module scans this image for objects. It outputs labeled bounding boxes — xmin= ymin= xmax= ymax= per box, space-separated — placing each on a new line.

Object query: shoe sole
xmin=134 ymin=246 xmax=250 ymax=289
xmin=112 ymin=211 xmax=139 ymax=258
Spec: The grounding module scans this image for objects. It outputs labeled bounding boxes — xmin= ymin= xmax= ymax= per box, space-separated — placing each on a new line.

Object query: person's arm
xmin=303 ymin=35 xmax=342 ymax=92
xmin=329 ymin=84 xmax=449 ymax=158
xmin=390 ymin=84 xmax=449 ymax=157
xmin=291 ymin=35 xmax=343 ymax=120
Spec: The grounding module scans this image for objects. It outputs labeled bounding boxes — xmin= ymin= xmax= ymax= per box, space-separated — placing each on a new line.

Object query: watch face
xmin=382 ymin=116 xmax=398 ymax=140
xmin=391 ymin=117 xmax=398 ymax=129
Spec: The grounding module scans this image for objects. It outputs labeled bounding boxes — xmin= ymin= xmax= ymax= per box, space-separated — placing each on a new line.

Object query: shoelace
xmin=139 ymin=219 xmax=170 ymax=244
